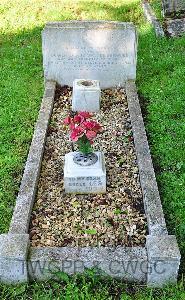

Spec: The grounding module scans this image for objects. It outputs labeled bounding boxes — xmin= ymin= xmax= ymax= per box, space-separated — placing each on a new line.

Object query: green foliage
xmin=0 ymin=274 xmax=184 ymax=299
xmin=84 ymin=228 xmax=97 ymax=234
xmin=149 ymin=0 xmax=164 ymax=22
xmin=114 ymin=208 xmax=128 ymax=215
xmin=77 ymin=136 xmax=93 ymax=155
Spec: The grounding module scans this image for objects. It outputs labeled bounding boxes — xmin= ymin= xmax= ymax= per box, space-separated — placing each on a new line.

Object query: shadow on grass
xmin=0 ymin=26 xmax=44 ymax=233
xmin=74 ymin=0 xmax=144 ymax=25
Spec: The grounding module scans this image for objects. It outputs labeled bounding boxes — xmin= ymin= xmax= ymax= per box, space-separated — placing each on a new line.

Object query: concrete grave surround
xmin=64 ymin=151 xmax=106 ymax=194
xmin=162 ymin=0 xmax=185 ymax=16
xmin=142 ymin=1 xmax=185 ymax=38
xmin=0 ymin=22 xmax=181 ymax=286
xmin=42 ymin=21 xmax=137 ymax=88
xmin=165 ymin=18 xmax=185 ymax=37
xmin=72 ymin=79 xmax=101 ymax=112
xmin=162 ymin=0 xmax=185 ymax=37
xmin=142 ymin=1 xmax=164 ymax=37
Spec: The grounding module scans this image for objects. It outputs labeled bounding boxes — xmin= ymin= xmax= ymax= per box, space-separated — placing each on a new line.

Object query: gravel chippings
xmin=29 ymin=85 xmax=147 ymax=248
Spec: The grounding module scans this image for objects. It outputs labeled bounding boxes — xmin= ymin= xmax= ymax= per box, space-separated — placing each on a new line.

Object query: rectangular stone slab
xmin=42 ymin=21 xmax=137 ymax=88
xmin=28 ymin=246 xmax=148 ymax=282
xmin=0 ymin=234 xmax=29 ymax=283
xmin=162 ymin=0 xmax=185 ymax=16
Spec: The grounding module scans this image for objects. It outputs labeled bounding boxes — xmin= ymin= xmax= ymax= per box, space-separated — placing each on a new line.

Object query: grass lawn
xmin=0 ymin=0 xmax=185 ymax=298
xmin=148 ymin=0 xmax=164 ymax=21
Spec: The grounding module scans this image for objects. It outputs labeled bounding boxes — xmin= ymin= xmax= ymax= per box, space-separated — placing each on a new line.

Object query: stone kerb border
xmin=29 ymin=246 xmax=148 ymax=283
xmin=126 ymin=82 xmax=167 ymax=236
xmin=0 ymin=80 xmax=56 ymax=283
xmin=142 ymin=1 xmax=164 ymax=37
xmin=142 ymin=1 xmax=185 ymax=37
xmin=0 ymin=80 xmax=181 ymax=285
xmin=9 ymin=80 xmax=56 ymax=234
xmin=126 ymin=81 xmax=180 ymax=286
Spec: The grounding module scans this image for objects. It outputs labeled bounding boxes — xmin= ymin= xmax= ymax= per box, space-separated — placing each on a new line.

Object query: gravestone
xmin=42 ymin=21 xmax=137 ymax=88
xmin=162 ymin=0 xmax=185 ymax=16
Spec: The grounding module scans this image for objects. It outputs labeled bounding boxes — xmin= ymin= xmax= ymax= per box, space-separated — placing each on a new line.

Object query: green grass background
xmin=0 ymin=0 xmax=185 ymax=298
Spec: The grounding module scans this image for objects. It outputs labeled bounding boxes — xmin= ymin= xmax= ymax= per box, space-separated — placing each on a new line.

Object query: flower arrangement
xmin=64 ymin=111 xmax=102 ymax=155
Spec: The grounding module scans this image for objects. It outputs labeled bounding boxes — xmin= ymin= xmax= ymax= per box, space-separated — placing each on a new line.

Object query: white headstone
xmin=72 ymin=79 xmax=101 ymax=112
xmin=42 ymin=21 xmax=137 ymax=88
xmin=64 ymin=151 xmax=106 ymax=194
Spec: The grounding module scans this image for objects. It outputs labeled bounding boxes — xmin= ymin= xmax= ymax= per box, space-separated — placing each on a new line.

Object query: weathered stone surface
xmin=126 ymin=81 xmax=168 ymax=236
xmin=29 ymin=246 xmax=147 ymax=282
xmin=162 ymin=0 xmax=185 ymax=16
xmin=64 ymin=151 xmax=106 ymax=194
xmin=72 ymin=79 xmax=101 ymax=112
xmin=165 ymin=18 xmax=185 ymax=36
xmin=42 ymin=21 xmax=137 ymax=88
xmin=146 ymin=235 xmax=181 ymax=287
xmin=142 ymin=1 xmax=164 ymax=37
xmin=9 ymin=81 xmax=56 ymax=234
xmin=0 ymin=234 xmax=29 ymax=283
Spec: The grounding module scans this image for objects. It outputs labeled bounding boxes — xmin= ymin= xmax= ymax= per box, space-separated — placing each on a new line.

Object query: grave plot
xmin=0 ymin=21 xmax=180 ymax=286
xmin=142 ymin=1 xmax=185 ymax=37
xmin=162 ymin=0 xmax=185 ymax=36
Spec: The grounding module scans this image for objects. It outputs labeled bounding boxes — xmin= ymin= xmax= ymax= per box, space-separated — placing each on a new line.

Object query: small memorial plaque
xmin=64 ymin=151 xmax=106 ymax=194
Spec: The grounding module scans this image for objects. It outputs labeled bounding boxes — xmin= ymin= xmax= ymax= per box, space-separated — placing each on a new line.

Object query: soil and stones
xmin=29 ymin=85 xmax=147 ymax=248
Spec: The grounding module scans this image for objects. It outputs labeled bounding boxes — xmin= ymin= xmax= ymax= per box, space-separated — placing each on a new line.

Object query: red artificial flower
xmin=83 ymin=120 xmax=101 ymax=132
xmin=69 ymin=123 xmax=75 ymax=130
xmin=83 ymin=121 xmax=95 ymax=130
xmin=64 ymin=116 xmax=71 ymax=125
xmin=86 ymin=130 xmax=97 ymax=140
xmin=92 ymin=122 xmax=102 ymax=132
xmin=63 ymin=111 xmax=102 ymax=148
xmin=73 ymin=115 xmax=83 ymax=124
xmin=70 ymin=126 xmax=84 ymax=142
xmin=78 ymin=112 xmax=92 ymax=119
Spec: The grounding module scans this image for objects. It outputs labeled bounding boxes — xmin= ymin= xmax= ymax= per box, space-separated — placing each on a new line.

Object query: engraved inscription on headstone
xmin=162 ymin=0 xmax=185 ymax=16
xmin=65 ymin=176 xmax=104 ymax=192
xmin=42 ymin=21 xmax=137 ymax=88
